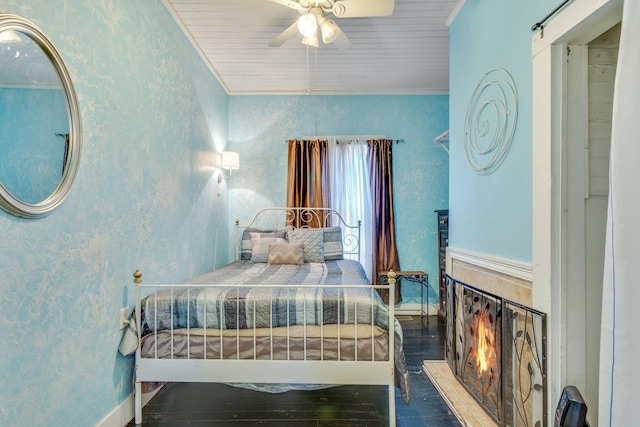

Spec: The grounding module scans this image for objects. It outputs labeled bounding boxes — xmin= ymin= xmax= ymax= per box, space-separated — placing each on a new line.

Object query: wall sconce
xmin=218 ymin=151 xmax=239 ymax=183
xmin=0 ymin=30 xmax=21 ymax=43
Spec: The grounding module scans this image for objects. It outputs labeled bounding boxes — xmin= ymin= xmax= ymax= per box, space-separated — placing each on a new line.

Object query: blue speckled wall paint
xmin=0 ymin=1 xmax=228 ymax=426
xmin=228 ymin=95 xmax=449 ymax=308
xmin=448 ymin=0 xmax=557 ymax=262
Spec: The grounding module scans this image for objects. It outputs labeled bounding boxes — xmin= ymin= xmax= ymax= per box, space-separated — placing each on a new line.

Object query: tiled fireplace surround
xmin=449 ymin=255 xmax=533 ymax=308
xmin=435 ymin=250 xmax=547 ymax=427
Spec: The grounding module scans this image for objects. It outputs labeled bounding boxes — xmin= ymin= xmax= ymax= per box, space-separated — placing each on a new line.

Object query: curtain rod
xmin=335 ymin=139 xmax=404 ymax=144
xmin=531 ymin=0 xmax=574 ymax=32
xmin=288 ymin=138 xmax=404 ymax=144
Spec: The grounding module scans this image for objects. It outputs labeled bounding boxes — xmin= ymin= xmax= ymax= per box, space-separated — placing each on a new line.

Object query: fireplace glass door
xmin=446 ymin=276 xmax=547 ymax=427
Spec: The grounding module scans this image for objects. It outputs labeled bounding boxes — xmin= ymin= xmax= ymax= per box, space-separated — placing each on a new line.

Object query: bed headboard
xmin=235 ymin=207 xmax=361 ymax=261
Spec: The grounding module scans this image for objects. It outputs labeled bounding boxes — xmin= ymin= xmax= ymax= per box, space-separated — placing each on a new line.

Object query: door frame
xmin=531 ymin=0 xmax=622 ymax=419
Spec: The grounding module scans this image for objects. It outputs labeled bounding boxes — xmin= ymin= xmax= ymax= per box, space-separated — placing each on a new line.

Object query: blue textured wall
xmin=228 ymin=95 xmax=449 ymax=308
xmin=0 ymin=1 xmax=229 ymax=426
xmin=449 ymin=0 xmax=556 ymax=262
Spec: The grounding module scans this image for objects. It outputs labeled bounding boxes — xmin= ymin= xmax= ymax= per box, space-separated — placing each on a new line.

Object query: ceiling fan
xmin=268 ymin=0 xmax=395 ymax=49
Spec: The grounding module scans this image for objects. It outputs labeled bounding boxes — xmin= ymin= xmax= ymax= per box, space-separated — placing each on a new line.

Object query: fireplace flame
xmin=475 ymin=316 xmax=495 ymax=376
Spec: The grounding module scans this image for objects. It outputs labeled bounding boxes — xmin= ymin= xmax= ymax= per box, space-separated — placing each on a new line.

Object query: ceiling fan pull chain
xmin=306 ymin=44 xmax=310 ymax=95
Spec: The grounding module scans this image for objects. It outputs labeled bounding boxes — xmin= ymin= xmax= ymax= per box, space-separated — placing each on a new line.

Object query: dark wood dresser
xmin=435 ymin=209 xmax=449 ymax=319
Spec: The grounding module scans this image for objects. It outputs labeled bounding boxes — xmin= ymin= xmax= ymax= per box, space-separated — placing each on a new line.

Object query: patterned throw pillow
xmin=322 ymin=226 xmax=344 ymax=261
xmin=287 ymin=228 xmax=324 ymax=263
xmin=241 ymin=229 xmax=286 ymax=260
xmin=250 ymin=232 xmax=286 ymax=263
xmin=268 ymin=241 xmax=304 ymax=265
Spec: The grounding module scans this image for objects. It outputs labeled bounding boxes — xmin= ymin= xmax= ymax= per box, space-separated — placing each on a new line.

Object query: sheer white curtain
xmin=598 ymin=2 xmax=640 ymax=426
xmin=327 ymin=137 xmax=374 ymax=282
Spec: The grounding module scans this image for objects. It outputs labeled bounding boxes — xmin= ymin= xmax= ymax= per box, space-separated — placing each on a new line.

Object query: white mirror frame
xmin=0 ymin=14 xmax=81 ymax=219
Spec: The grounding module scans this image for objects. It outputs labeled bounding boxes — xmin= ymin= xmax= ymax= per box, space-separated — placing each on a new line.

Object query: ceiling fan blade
xmin=332 ymin=0 xmax=394 ymax=18
xmin=268 ymin=21 xmax=299 ymax=47
xmin=268 ymin=0 xmax=305 ymax=11
xmin=332 ymin=31 xmax=352 ymax=50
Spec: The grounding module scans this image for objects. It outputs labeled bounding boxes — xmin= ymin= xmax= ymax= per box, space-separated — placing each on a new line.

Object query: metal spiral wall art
xmin=464 ymin=68 xmax=519 ymax=175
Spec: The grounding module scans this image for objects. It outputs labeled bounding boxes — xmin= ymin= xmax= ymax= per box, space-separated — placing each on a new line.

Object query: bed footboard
xmin=132 ymin=270 xmax=399 ymax=426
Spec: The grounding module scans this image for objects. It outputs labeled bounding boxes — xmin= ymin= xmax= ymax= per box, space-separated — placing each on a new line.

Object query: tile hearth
xmin=423 ymin=360 xmax=498 ymax=427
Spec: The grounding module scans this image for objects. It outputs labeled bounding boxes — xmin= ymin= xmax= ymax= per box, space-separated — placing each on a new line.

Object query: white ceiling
xmin=163 ymin=0 xmax=459 ymax=95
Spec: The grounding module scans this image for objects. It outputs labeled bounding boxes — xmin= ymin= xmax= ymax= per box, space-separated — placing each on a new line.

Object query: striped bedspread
xmin=139 ymin=259 xmax=389 ymax=335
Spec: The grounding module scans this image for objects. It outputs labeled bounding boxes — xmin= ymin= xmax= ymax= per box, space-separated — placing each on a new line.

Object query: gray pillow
xmin=268 ymin=241 xmax=304 ymax=265
xmin=287 ymin=228 xmax=324 ymax=263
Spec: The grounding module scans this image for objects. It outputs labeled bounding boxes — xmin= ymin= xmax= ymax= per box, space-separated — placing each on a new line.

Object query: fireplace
xmin=445 ymin=275 xmax=547 ymax=426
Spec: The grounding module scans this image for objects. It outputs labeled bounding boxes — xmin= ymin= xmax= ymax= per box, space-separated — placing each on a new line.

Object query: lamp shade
xmin=301 ymin=33 xmax=319 ymax=48
xmin=297 ymin=13 xmax=317 ymax=37
xmin=221 ymin=151 xmax=239 ymax=170
xmin=319 ymin=18 xmax=340 ymax=44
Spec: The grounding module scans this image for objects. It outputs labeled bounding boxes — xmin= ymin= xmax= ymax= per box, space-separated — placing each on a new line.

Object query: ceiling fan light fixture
xmin=297 ymin=13 xmax=318 ymax=37
xmin=301 ymin=33 xmax=319 ymax=48
xmin=319 ymin=17 xmax=340 ymax=44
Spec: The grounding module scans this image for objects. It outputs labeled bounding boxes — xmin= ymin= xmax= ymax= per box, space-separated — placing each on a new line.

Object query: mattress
xmin=140 ymin=324 xmax=389 ymax=361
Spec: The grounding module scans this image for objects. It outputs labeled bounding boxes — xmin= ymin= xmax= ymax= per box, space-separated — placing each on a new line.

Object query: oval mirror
xmin=0 ymin=14 xmax=81 ymax=218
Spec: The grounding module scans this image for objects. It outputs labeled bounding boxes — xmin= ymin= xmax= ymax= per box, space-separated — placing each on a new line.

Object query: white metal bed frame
xmin=233 ymin=207 xmax=362 ymax=261
xmin=133 ymin=208 xmax=398 ymax=426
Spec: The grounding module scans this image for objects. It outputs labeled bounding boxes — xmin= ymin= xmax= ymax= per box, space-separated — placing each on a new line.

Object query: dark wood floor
xmin=127 ymin=316 xmax=462 ymax=426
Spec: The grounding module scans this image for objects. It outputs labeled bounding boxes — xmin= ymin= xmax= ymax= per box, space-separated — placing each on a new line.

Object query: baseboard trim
xmin=96 ymin=386 xmax=163 ymax=427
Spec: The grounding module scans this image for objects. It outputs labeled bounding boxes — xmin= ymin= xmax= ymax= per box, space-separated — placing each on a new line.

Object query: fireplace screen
xmin=445 ymin=276 xmax=547 ymax=427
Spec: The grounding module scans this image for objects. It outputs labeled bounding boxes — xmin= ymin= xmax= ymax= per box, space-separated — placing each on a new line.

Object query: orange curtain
xmin=286 ymin=139 xmax=330 ymax=227
xmin=368 ymin=139 xmax=401 ymax=303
